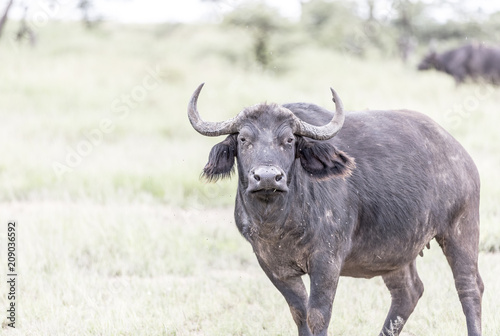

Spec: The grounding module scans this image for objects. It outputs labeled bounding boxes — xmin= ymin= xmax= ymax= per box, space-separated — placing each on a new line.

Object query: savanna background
xmin=0 ymin=0 xmax=499 ymax=335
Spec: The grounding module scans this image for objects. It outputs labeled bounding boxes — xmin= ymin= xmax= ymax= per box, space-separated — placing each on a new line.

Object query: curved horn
xmin=188 ymin=83 xmax=240 ymax=137
xmin=293 ymin=87 xmax=345 ymax=140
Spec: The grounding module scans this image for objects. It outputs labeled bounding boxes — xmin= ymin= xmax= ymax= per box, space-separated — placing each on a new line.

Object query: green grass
xmin=0 ymin=21 xmax=499 ymax=335
xmin=1 ymin=203 xmax=499 ymax=335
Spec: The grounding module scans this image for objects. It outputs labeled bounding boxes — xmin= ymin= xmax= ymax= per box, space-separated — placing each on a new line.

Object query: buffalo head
xmin=188 ymin=83 xmax=354 ymax=204
xmin=417 ymin=51 xmax=438 ymax=70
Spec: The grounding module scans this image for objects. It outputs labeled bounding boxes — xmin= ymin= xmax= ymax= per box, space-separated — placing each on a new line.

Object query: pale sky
xmin=6 ymin=0 xmax=500 ymax=24
xmin=7 ymin=0 xmax=300 ymax=23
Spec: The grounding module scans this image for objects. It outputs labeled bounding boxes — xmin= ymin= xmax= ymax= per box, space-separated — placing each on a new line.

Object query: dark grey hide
xmin=193 ymin=90 xmax=483 ymax=336
xmin=418 ymin=43 xmax=500 ymax=85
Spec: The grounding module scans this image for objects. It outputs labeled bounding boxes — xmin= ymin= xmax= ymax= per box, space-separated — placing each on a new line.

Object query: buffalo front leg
xmin=307 ymin=259 xmax=341 ymax=336
xmin=256 ymin=257 xmax=312 ymax=336
xmin=380 ymin=260 xmax=424 ymax=336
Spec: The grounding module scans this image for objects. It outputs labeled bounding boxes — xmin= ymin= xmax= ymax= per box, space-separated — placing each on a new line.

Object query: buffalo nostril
xmin=275 ymin=174 xmax=283 ymax=182
xmin=254 ymin=174 xmax=261 ymax=181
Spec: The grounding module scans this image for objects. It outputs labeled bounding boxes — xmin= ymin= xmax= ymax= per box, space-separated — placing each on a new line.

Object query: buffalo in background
xmin=418 ymin=43 xmax=500 ymax=85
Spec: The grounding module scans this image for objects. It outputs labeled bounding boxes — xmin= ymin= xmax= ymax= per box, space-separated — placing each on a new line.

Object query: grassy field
xmin=0 ymin=22 xmax=499 ymax=335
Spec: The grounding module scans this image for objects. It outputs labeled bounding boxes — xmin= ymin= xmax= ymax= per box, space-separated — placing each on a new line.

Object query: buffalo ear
xmin=297 ymin=137 xmax=355 ymax=179
xmin=202 ymin=134 xmax=237 ymax=182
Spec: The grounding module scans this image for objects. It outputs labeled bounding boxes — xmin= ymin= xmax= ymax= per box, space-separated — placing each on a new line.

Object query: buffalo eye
xmin=287 ymin=137 xmax=294 ymax=144
xmin=240 ymin=137 xmax=246 ymax=143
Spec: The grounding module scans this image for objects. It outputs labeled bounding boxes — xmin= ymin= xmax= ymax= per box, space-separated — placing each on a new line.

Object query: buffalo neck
xmin=237 ymin=185 xmax=292 ymax=232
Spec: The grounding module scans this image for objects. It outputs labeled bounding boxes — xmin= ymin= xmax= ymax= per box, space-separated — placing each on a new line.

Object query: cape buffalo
xmin=418 ymin=43 xmax=500 ymax=85
xmin=188 ymin=83 xmax=483 ymax=336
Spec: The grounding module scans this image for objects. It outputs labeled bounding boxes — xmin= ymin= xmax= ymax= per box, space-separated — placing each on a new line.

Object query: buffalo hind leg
xmin=380 ymin=260 xmax=423 ymax=336
xmin=436 ymin=231 xmax=484 ymax=336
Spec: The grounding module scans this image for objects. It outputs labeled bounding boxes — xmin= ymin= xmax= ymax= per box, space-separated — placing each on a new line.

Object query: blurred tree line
xmin=221 ymin=0 xmax=500 ymax=68
xmin=2 ymin=0 xmax=500 ymax=68
xmin=0 ymin=0 xmax=99 ymax=45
